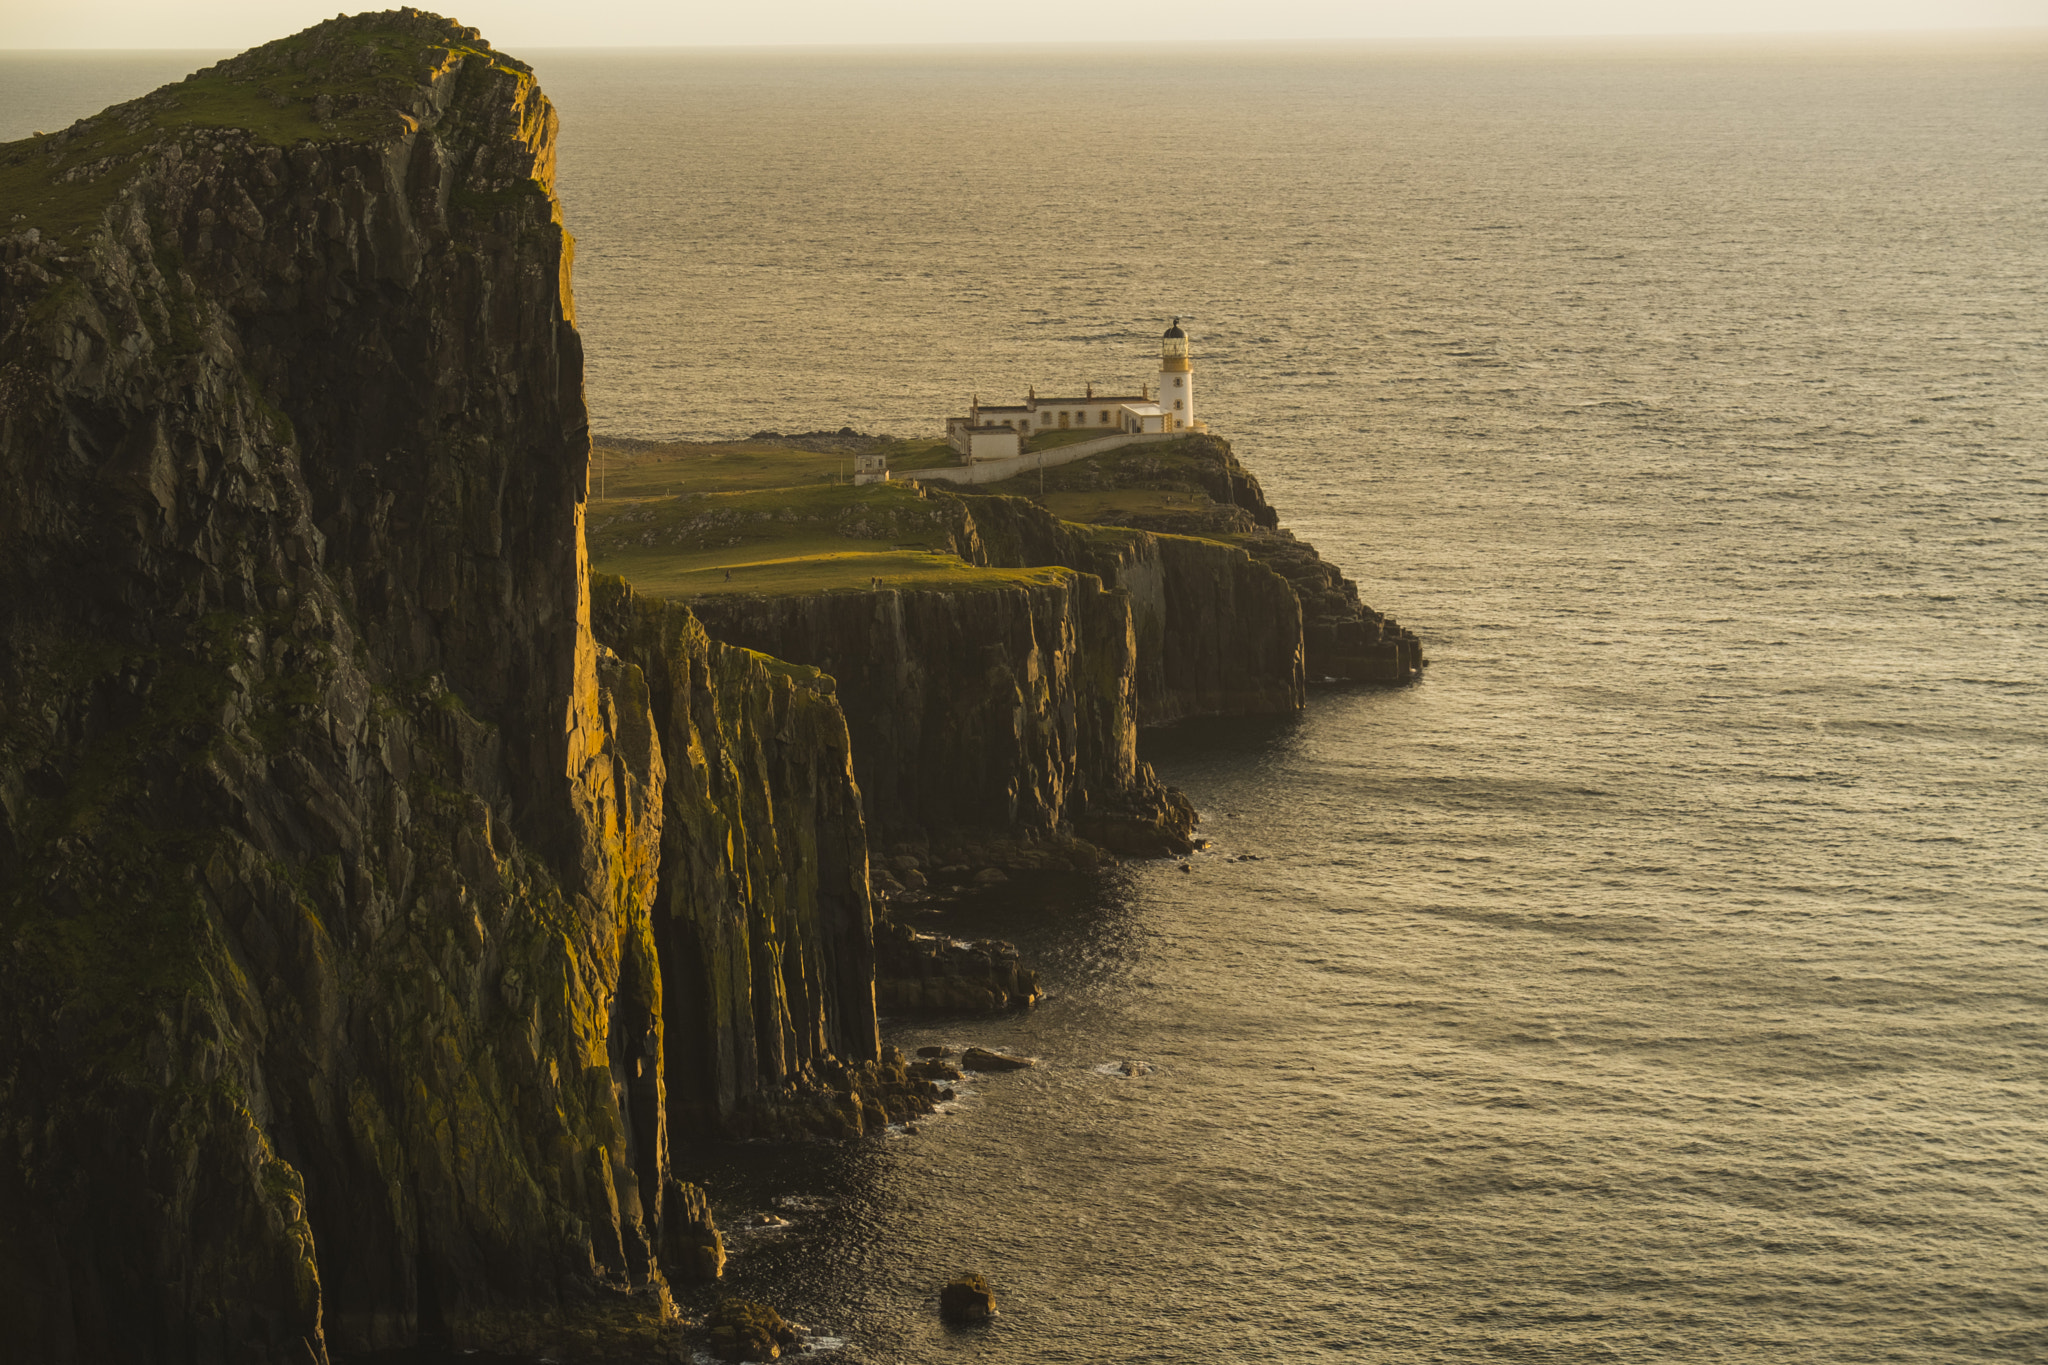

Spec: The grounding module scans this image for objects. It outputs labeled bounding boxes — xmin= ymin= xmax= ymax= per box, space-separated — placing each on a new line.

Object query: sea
xmin=4 ymin=32 xmax=2044 ymax=1364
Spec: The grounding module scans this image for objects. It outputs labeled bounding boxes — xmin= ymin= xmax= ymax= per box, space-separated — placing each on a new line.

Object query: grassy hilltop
xmin=0 ymin=15 xmax=534 ymax=246
xmin=585 ymin=433 xmax=1266 ymax=598
xmin=587 ymin=438 xmax=1061 ymax=597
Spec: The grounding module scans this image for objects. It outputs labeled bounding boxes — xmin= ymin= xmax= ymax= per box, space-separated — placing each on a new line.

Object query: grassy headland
xmin=968 ymin=436 xmax=1267 ymax=539
xmin=585 ymin=432 xmax=1278 ymax=602
xmin=0 ymin=16 xmax=530 ymax=246
xmin=587 ymin=438 xmax=1070 ymax=597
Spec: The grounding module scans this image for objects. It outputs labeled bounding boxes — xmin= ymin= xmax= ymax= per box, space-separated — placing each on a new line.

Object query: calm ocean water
xmin=6 ymin=33 xmax=2045 ymax=1364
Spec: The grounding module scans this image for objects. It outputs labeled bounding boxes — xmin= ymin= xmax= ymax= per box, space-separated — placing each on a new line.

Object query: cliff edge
xmin=0 ymin=13 xmax=889 ymax=1362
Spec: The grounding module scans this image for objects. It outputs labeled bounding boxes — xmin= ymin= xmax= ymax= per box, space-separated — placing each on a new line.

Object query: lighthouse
xmin=1158 ymin=318 xmax=1194 ymax=429
xmin=941 ymin=318 xmax=1205 ymax=454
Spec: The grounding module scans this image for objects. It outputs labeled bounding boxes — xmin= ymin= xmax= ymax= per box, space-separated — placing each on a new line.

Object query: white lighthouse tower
xmin=1158 ymin=317 xmax=1195 ymax=430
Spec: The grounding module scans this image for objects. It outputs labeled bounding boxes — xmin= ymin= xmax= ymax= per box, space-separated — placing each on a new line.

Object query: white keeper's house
xmin=944 ymin=319 xmax=1205 ymax=461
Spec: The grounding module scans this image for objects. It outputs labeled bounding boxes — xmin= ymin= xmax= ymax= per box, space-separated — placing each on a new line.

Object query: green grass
xmin=1024 ymin=426 xmax=1118 ymax=452
xmin=971 ymin=437 xmax=1222 ymax=499
xmin=589 ymin=479 xmax=956 ymax=559
xmin=1031 ymin=489 xmax=1209 ymax=522
xmin=585 ymin=433 xmax=1240 ymax=601
xmin=599 ymin=543 xmax=1066 ymax=599
xmin=0 ymin=16 xmax=530 ymax=245
xmin=877 ymin=437 xmax=955 ymax=465
xmin=594 ymin=440 xmax=866 ymax=497
xmin=588 ymin=443 xmax=1069 ymax=598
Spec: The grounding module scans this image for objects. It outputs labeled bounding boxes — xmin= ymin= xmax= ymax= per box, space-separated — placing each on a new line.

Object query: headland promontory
xmin=0 ymin=11 xmax=1420 ymax=1361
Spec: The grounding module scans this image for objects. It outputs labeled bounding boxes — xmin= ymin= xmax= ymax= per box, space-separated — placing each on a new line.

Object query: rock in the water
xmin=962 ymin=1047 xmax=1034 ymax=1072
xmin=873 ymin=918 xmax=1042 ymax=1012
xmin=940 ymin=1272 xmax=998 ymax=1322
xmin=705 ymin=1298 xmax=802 ymax=1361
xmin=916 ymin=1045 xmax=954 ymax=1058
xmin=972 ymin=867 xmax=1007 ymax=885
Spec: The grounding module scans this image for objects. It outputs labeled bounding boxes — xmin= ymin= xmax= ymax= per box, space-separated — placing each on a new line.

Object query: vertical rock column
xmin=592 ymin=577 xmax=881 ymax=1140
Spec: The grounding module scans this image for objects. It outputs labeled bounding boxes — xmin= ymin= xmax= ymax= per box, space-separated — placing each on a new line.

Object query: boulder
xmin=940 ymin=1272 xmax=998 ymax=1322
xmin=705 ymin=1298 xmax=801 ymax=1362
xmin=962 ymin=1047 xmax=1034 ymax=1072
xmin=872 ymin=918 xmax=1042 ymax=1013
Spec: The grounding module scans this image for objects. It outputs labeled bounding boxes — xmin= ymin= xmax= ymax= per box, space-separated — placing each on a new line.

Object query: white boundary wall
xmin=899 ymin=430 xmax=1178 ymax=486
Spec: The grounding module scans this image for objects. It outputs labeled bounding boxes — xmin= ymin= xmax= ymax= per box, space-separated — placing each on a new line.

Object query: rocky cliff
xmin=601 ymin=430 xmax=1420 ymax=859
xmin=0 ymin=13 xmax=889 ymax=1362
xmin=960 ymin=434 xmax=1425 ymax=685
xmin=685 ymin=568 xmax=1196 ymax=856
xmin=0 ymin=13 xmax=1426 ymax=1359
xmin=944 ymin=490 xmax=1307 ymax=724
xmin=587 ymin=577 xmax=881 ymax=1136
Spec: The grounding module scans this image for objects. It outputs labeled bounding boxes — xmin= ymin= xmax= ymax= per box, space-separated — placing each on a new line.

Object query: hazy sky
xmin=3 ymin=0 xmax=2042 ymax=49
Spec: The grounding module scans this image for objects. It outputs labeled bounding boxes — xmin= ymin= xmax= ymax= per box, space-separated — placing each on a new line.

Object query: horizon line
xmin=5 ymin=24 xmax=2046 ymax=55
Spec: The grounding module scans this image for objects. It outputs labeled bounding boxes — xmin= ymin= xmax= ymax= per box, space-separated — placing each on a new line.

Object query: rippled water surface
xmin=10 ymin=34 xmax=2046 ymax=1364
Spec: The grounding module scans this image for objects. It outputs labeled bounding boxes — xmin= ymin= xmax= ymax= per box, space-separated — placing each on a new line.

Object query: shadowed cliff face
xmin=591 ymin=578 xmax=881 ymax=1137
xmin=0 ymin=13 xmax=877 ymax=1362
xmin=960 ymin=435 xmax=1424 ymax=690
xmin=945 ymin=491 xmax=1309 ymax=725
xmin=685 ymin=571 xmax=1196 ymax=855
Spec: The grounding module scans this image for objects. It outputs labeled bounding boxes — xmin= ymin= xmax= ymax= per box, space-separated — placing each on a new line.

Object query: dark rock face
xmin=939 ymin=1272 xmax=998 ymax=1322
xmin=959 ymin=433 xmax=1423 ymax=690
xmin=0 ymin=14 xmax=875 ymax=1362
xmin=1142 ymin=532 xmax=1309 ymax=723
xmin=1234 ymin=532 xmax=1424 ymax=682
xmin=953 ymin=492 xmax=1306 ymax=725
xmin=589 ymin=578 xmax=881 ymax=1136
xmin=660 ymin=1179 xmax=727 ymax=1283
xmin=688 ymin=574 xmax=1196 ymax=854
xmin=703 ymin=1297 xmax=801 ymax=1361
xmin=873 ymin=917 xmax=1041 ymax=1012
